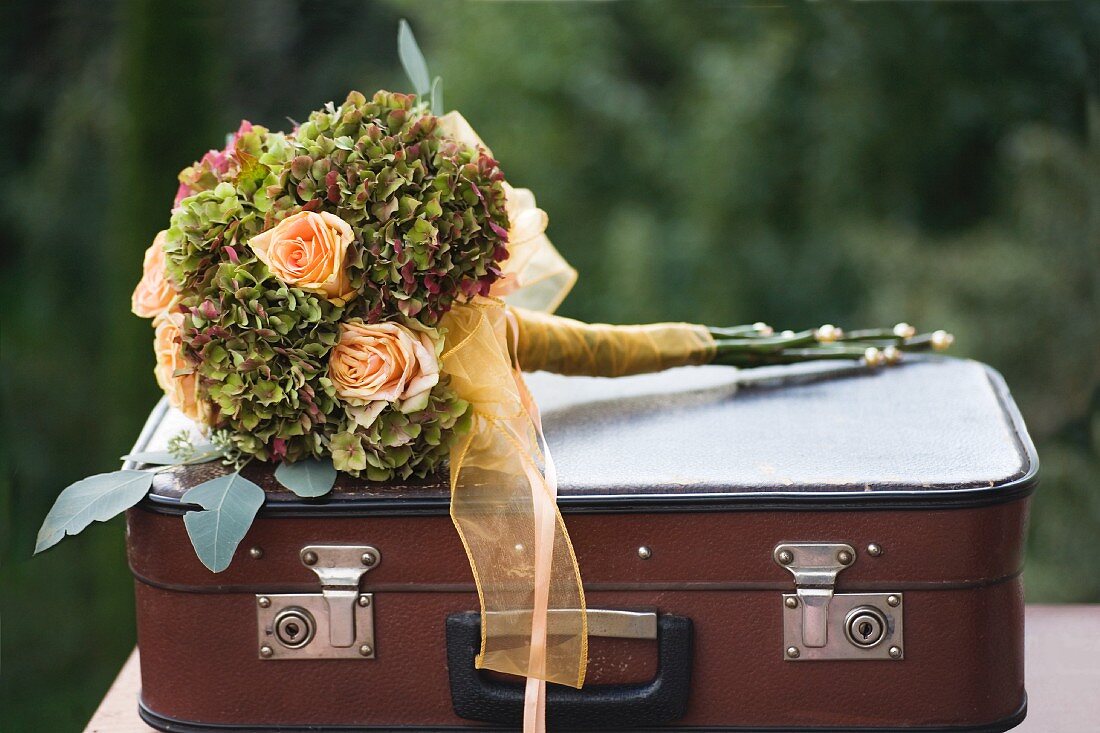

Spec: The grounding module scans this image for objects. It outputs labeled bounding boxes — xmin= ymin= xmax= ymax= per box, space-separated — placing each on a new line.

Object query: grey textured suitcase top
xmin=534 ymin=357 xmax=1031 ymax=495
xmin=140 ymin=356 xmax=1036 ymax=512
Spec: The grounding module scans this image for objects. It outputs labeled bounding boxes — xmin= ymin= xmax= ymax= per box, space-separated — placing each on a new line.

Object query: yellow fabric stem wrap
xmin=512 ymin=307 xmax=718 ymax=377
xmin=440 ymin=298 xmax=588 ymax=688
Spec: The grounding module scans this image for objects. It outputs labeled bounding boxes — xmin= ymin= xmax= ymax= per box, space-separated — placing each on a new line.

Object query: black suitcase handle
xmin=446 ymin=611 xmax=693 ymax=730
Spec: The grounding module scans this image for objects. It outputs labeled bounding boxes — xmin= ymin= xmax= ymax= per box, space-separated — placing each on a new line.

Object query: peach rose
xmin=131 ymin=231 xmax=176 ymax=318
xmin=153 ymin=313 xmax=205 ymax=424
xmin=329 ymin=319 xmax=441 ymax=429
xmin=247 ymin=211 xmax=355 ymax=303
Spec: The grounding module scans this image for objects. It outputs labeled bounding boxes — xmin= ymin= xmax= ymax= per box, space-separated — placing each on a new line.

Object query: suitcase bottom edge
xmin=137 ymin=691 xmax=1027 ymax=733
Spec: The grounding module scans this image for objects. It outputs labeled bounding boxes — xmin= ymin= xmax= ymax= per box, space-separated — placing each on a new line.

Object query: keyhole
xmin=273 ymin=607 xmax=315 ymax=649
xmin=845 ymin=607 xmax=887 ymax=648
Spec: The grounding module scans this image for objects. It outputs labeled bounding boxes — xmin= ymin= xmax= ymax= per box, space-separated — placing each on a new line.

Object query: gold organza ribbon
xmin=439 ymin=299 xmax=717 ymax=727
xmin=437 ymin=110 xmax=718 ymax=733
xmin=440 ymin=112 xmax=589 ymax=722
xmin=440 ymin=298 xmax=588 ymax=696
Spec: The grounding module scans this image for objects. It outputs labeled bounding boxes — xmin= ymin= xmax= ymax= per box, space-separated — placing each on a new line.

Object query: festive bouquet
xmin=36 ymin=21 xmax=953 ymax=732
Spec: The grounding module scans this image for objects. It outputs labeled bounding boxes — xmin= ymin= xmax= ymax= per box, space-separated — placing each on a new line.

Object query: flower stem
xmin=708 ymin=323 xmax=952 ymax=368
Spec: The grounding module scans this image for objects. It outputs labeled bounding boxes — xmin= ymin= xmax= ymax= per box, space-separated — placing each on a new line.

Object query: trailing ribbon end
xmin=433 ymin=121 xmax=589 ymax=732
xmin=441 ymin=299 xmax=589 ymax=707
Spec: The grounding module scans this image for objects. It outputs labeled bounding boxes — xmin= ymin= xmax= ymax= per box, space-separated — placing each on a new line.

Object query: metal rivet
xmin=889 ymin=646 xmax=903 ymax=659
xmin=301 ymin=550 xmax=318 ymax=566
xmin=249 ymin=546 xmax=264 ymax=559
xmin=784 ymin=597 xmax=799 ymax=609
xmin=257 ymin=596 xmax=271 ymax=608
xmin=777 ymin=550 xmax=794 ymax=565
xmin=259 ymin=645 xmax=273 ymax=658
xmin=837 ymin=549 xmax=853 ymax=565
xmin=867 ymin=543 xmax=883 ymax=557
xmin=358 ymin=595 xmax=371 ymax=607
xmin=887 ymin=594 xmax=901 ymax=607
xmin=359 ymin=644 xmax=373 ymax=657
xmin=637 ymin=546 xmax=652 ymax=560
xmin=361 ymin=552 xmax=377 ymax=567
xmin=786 ymin=646 xmax=801 ymax=659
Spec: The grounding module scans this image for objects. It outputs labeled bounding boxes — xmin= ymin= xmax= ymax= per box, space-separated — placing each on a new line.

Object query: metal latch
xmin=256 ymin=545 xmax=380 ymax=660
xmin=774 ymin=541 xmax=904 ymax=661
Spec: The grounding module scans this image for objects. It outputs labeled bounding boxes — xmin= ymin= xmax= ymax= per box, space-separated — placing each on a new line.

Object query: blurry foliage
xmin=1 ymin=0 xmax=1097 ymax=729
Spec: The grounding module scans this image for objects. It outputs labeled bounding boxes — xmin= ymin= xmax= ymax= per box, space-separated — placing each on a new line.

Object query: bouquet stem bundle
xmin=513 ymin=307 xmax=953 ymax=377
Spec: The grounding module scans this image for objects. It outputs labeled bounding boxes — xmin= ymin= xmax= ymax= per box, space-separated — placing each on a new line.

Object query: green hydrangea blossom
xmin=154 ymin=92 xmax=500 ymax=478
xmin=278 ymin=90 xmax=510 ymax=325
xmin=330 ymin=385 xmax=471 ymax=480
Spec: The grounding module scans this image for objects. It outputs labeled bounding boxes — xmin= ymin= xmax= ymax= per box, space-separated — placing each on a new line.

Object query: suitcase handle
xmin=446 ymin=611 xmax=693 ymax=729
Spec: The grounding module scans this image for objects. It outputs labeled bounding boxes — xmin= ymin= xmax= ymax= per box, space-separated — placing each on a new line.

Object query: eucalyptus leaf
xmin=398 ymin=19 xmax=431 ymax=97
xmin=35 ymin=470 xmax=154 ymax=554
xmin=120 ymin=451 xmax=180 ymax=465
xmin=430 ymin=76 xmax=443 ymax=116
xmin=274 ymin=458 xmax=338 ymax=498
xmin=182 ymin=472 xmax=266 ymax=573
xmin=121 ymin=447 xmax=222 ymax=466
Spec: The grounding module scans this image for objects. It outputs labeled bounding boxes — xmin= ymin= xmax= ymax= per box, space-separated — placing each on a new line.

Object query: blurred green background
xmin=2 ymin=0 xmax=1097 ymax=729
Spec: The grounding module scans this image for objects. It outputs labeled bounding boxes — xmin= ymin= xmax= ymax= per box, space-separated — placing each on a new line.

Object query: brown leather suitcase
xmin=127 ymin=357 xmax=1036 ymax=732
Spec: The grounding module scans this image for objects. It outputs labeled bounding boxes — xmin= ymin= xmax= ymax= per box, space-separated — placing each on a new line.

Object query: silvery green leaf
xmin=398 ymin=19 xmax=431 ymax=97
xmin=35 ymin=470 xmax=154 ymax=554
xmin=274 ymin=458 xmax=337 ymax=498
xmin=121 ymin=447 xmax=221 ymax=466
xmin=430 ymin=76 xmax=443 ymax=116
xmin=182 ymin=472 xmax=265 ymax=573
xmin=121 ymin=451 xmax=180 ymax=465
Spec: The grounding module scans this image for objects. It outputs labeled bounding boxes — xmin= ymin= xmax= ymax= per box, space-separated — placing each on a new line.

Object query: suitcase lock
xmin=255 ymin=544 xmax=379 ymax=660
xmin=774 ymin=542 xmax=904 ymax=661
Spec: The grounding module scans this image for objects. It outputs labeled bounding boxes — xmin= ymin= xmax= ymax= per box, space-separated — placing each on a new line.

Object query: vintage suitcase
xmin=127 ymin=356 xmax=1037 ymax=732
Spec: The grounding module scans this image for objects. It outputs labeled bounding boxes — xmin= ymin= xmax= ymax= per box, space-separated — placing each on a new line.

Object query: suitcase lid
xmin=138 ymin=356 xmax=1037 ymax=515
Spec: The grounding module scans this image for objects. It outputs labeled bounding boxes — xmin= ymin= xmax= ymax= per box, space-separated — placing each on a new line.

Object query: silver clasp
xmin=256 ymin=544 xmax=380 ymax=660
xmin=775 ymin=541 xmax=904 ymax=661
xmin=300 ymin=545 xmax=380 ymax=647
xmin=774 ymin=542 xmax=854 ymax=648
